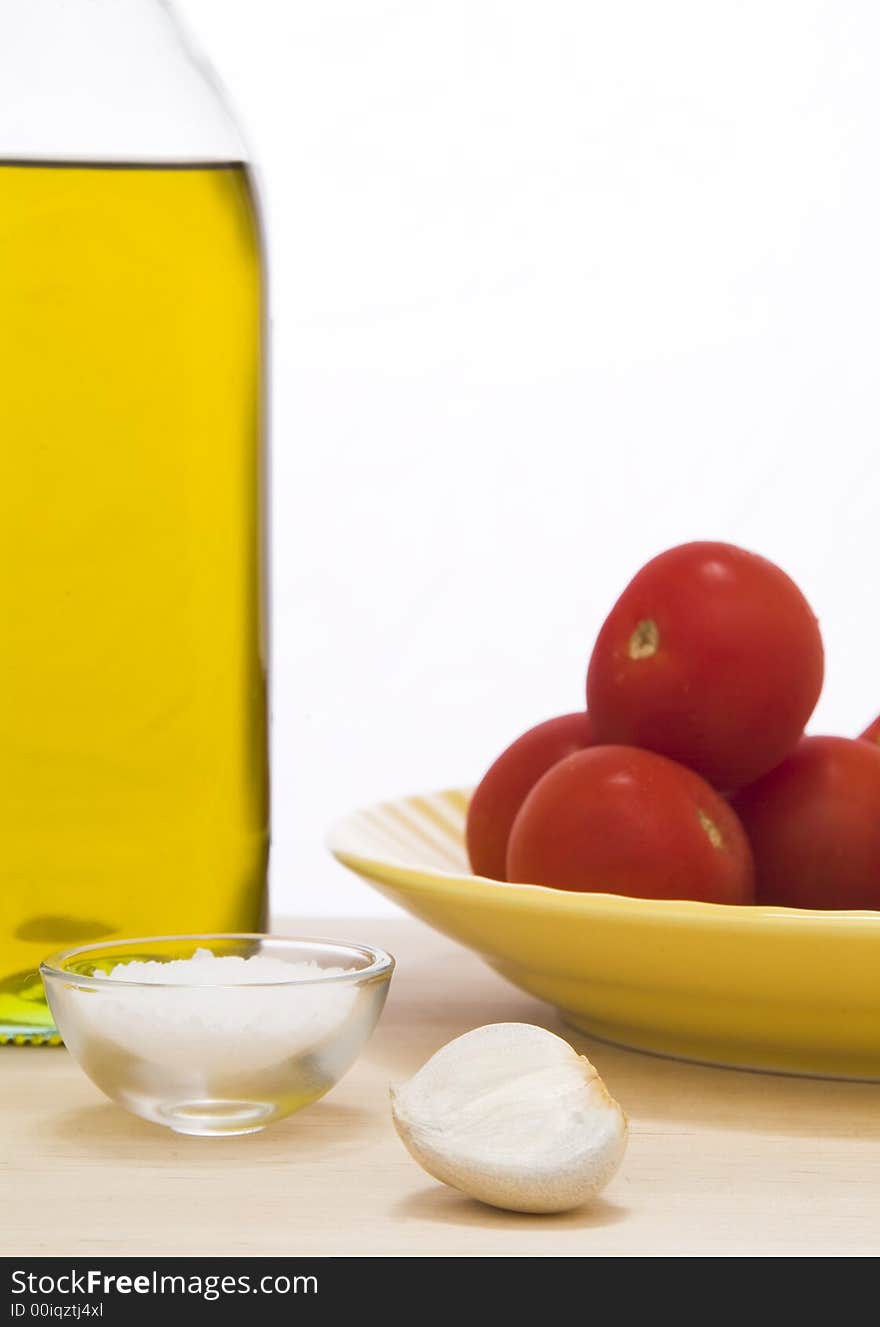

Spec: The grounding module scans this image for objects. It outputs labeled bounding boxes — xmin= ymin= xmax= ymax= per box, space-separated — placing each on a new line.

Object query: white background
xmin=179 ymin=0 xmax=880 ymax=918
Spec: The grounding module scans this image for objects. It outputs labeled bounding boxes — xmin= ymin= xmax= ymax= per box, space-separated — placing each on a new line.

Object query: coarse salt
xmin=72 ymin=947 xmax=361 ymax=1077
xmin=100 ymin=947 xmax=348 ymax=986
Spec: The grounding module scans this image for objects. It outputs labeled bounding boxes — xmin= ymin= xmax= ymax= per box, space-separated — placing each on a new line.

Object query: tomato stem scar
xmin=628 ymin=619 xmax=659 ymax=660
xmin=697 ymin=808 xmax=724 ymax=849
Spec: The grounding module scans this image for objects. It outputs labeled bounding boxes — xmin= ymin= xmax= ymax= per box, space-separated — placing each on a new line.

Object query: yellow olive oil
xmin=0 ymin=162 xmax=268 ymax=1036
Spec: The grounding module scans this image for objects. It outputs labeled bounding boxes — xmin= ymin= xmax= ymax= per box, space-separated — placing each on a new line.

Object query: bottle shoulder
xmin=0 ymin=0 xmax=247 ymax=164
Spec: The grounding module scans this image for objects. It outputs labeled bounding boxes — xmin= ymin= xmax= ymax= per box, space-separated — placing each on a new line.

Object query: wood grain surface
xmin=2 ymin=916 xmax=878 ymax=1257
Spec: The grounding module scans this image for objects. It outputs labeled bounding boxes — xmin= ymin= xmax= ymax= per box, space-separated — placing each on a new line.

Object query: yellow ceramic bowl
xmin=329 ymin=787 xmax=880 ymax=1080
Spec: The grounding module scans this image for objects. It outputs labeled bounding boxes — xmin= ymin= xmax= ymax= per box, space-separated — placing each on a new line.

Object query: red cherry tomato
xmin=466 ymin=712 xmax=595 ymax=880
xmin=506 ymin=745 xmax=755 ymax=903
xmin=859 ymin=715 xmax=880 ymax=748
xmin=731 ymin=736 xmax=880 ymax=909
xmin=586 ymin=542 xmax=824 ymax=790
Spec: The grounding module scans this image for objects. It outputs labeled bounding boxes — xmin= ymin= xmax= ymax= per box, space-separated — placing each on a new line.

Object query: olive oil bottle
xmin=0 ymin=7 xmax=269 ymax=1040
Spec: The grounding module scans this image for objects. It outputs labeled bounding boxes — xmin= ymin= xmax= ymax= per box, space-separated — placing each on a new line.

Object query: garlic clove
xmin=390 ymin=1022 xmax=627 ymax=1214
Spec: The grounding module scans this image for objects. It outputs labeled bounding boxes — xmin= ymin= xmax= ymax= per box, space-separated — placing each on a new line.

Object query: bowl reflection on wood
xmin=329 ymin=788 xmax=880 ymax=1081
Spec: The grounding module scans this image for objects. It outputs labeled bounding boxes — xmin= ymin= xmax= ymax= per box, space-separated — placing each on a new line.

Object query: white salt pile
xmin=101 ymin=947 xmax=348 ymax=987
xmin=73 ymin=948 xmax=360 ymax=1077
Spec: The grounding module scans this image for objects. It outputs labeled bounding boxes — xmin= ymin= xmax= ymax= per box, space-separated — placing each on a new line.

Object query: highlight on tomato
xmin=506 ymin=745 xmax=755 ymax=904
xmin=586 ymin=542 xmax=823 ymax=790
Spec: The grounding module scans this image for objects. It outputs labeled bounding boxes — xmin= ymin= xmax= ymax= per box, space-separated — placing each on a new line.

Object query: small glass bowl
xmin=41 ymin=934 xmax=394 ymax=1136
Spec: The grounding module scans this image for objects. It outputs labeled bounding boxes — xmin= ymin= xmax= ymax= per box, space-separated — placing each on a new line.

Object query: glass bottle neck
xmin=0 ymin=0 xmax=246 ymax=164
